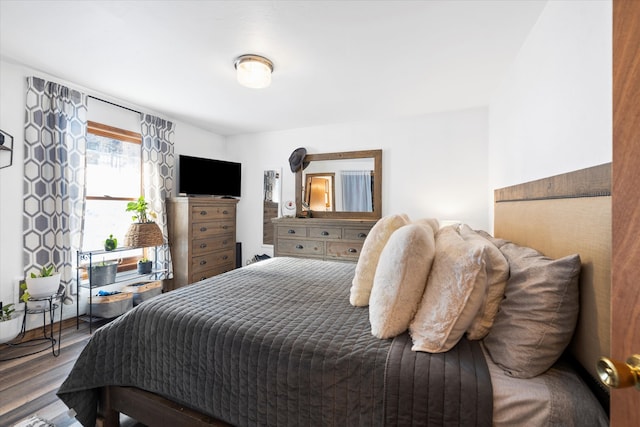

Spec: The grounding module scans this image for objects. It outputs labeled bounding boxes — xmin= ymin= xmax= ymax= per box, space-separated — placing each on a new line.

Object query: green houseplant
xmin=0 ymin=303 xmax=15 ymax=321
xmin=126 ymin=196 xmax=156 ymax=224
xmin=137 ymin=258 xmax=153 ymax=274
xmin=25 ymin=264 xmax=61 ymax=298
xmin=124 ymin=196 xmax=163 ymax=248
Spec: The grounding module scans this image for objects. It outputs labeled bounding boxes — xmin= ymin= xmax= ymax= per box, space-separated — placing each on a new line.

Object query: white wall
xmin=1 ymin=0 xmax=611 ymax=325
xmin=488 ymin=0 xmax=612 ymax=196
xmin=228 ymin=107 xmax=489 ymax=263
xmin=0 ymin=59 xmax=227 ymax=327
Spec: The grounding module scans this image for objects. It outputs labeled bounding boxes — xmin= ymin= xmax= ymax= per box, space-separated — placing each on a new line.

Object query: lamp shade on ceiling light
xmin=234 ymin=54 xmax=273 ymax=89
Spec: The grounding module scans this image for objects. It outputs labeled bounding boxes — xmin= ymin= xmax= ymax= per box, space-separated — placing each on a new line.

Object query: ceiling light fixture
xmin=234 ymin=54 xmax=274 ymax=89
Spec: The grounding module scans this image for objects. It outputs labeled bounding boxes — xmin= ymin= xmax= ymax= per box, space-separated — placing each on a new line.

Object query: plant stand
xmin=77 ymin=245 xmax=165 ymax=333
xmin=0 ymin=292 xmax=63 ymax=361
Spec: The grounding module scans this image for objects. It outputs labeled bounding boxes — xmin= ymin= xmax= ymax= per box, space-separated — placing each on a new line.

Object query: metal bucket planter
xmin=90 ymin=261 xmax=119 ymax=286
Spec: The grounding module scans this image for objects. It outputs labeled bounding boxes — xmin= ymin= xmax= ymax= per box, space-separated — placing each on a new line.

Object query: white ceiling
xmin=0 ymin=1 xmax=547 ymax=136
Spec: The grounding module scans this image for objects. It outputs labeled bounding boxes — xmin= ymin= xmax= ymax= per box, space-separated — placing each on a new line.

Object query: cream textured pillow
xmin=459 ymin=225 xmax=509 ymax=340
xmin=409 ymin=226 xmax=488 ymax=353
xmin=483 ymin=242 xmax=580 ymax=378
xmin=414 ymin=218 xmax=440 ymax=234
xmin=369 ymin=223 xmax=436 ymax=339
xmin=350 ymin=213 xmax=410 ymax=306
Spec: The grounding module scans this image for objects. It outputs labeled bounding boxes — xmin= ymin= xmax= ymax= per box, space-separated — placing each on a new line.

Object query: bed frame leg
xmin=97 ymin=386 xmax=120 ymax=427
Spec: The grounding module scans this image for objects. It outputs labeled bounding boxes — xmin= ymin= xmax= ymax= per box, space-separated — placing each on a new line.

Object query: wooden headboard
xmin=493 ymin=163 xmax=611 ymax=396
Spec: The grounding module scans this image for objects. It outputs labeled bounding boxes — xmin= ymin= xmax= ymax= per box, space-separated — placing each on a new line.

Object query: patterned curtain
xmin=341 ymin=170 xmax=373 ymax=212
xmin=140 ymin=114 xmax=175 ymax=279
xmin=23 ymin=76 xmax=88 ymax=299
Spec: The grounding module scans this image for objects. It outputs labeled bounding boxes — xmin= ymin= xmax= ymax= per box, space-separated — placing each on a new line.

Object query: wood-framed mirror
xmin=263 ymin=168 xmax=281 ymax=245
xmin=295 ymin=149 xmax=382 ymax=219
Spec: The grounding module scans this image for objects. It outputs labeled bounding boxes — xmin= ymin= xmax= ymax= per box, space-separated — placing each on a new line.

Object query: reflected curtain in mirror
xmin=341 ymin=170 xmax=373 ymax=212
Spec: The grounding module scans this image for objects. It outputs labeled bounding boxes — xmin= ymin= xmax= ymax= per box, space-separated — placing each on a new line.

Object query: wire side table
xmin=0 ymin=292 xmax=64 ymax=361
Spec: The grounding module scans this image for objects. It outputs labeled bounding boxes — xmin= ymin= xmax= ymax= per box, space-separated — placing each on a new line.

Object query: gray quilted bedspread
xmin=57 ymin=257 xmax=491 ymax=426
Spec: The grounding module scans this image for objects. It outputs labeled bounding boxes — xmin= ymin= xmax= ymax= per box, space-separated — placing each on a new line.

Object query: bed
xmin=57 ymin=164 xmax=611 ymax=426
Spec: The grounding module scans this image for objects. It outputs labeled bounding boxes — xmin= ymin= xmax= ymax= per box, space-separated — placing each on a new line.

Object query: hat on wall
xmin=288 ymin=147 xmax=309 ymax=172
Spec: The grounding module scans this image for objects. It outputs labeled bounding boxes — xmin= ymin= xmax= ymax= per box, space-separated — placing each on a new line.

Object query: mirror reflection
xmin=296 ymin=149 xmax=382 ymax=219
xmin=304 ymin=173 xmax=335 ymax=211
xmin=263 ymin=169 xmax=281 ymax=245
xmin=303 ymin=159 xmax=375 ymax=212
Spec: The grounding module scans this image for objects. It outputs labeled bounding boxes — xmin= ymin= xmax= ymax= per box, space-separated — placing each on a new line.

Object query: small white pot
xmin=0 ymin=312 xmax=24 ymax=344
xmin=26 ymin=273 xmax=61 ymax=298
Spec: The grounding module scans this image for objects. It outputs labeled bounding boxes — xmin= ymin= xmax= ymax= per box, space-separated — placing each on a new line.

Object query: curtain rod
xmin=88 ymin=95 xmax=142 ymax=115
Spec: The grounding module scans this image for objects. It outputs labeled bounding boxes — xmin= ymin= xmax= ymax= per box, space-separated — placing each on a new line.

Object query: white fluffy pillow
xmin=409 ymin=226 xmax=488 ymax=353
xmin=459 ymin=225 xmax=509 ymax=340
xmin=350 ymin=213 xmax=410 ymax=306
xmin=414 ymin=218 xmax=440 ymax=233
xmin=369 ymin=223 xmax=436 ymax=339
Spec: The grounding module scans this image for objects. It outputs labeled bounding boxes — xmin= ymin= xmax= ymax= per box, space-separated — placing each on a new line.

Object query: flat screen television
xmin=178 ymin=155 xmax=241 ymax=197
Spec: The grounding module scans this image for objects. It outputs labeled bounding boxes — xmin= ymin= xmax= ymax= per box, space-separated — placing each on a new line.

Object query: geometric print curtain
xmin=23 ymin=76 xmax=88 ymax=298
xmin=140 ymin=113 xmax=175 ymax=280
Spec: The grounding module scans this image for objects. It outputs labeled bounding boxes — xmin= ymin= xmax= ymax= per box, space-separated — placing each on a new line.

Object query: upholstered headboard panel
xmin=493 ymin=163 xmax=611 ymax=385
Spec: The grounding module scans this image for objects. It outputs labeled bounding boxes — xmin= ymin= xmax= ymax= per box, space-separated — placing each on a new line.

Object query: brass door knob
xmin=596 ymin=354 xmax=640 ymax=390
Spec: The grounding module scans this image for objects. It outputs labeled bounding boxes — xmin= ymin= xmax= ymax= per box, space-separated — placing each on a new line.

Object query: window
xmin=83 ymin=121 xmax=142 ymax=266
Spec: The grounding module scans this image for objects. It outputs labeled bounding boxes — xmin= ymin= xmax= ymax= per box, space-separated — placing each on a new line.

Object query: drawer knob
xmin=222 ymin=240 xmax=228 ymax=245
xmin=348 ymin=248 xmax=358 ymax=254
xmin=295 ymin=244 xmax=304 ymax=250
xmin=200 ymin=277 xmax=207 ymax=281
xmin=200 ymin=243 xmax=207 ymax=249
xmin=222 ymin=210 xmax=229 ymax=215
xmin=358 ymin=233 xmax=367 ymax=239
xmin=222 ymin=225 xmax=229 ymax=230
xmin=222 ymin=255 xmax=228 ymax=260
xmin=200 ymin=227 xmax=207 ymax=232
xmin=200 ymin=260 xmax=207 ymax=265
xmin=200 ymin=210 xmax=207 ymax=216
xmin=321 ymin=231 xmax=329 ymax=236
xmin=288 ymin=229 xmax=296 ymax=234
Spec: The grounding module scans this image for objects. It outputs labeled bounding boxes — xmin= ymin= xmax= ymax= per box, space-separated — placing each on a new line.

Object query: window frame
xmin=85 ymin=121 xmax=145 ymax=273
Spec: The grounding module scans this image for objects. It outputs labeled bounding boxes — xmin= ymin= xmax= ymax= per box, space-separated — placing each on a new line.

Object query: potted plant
xmin=104 ymin=234 xmax=118 ymax=251
xmin=124 ymin=196 xmax=164 ymax=248
xmin=25 ymin=264 xmax=61 ymax=298
xmin=137 ymin=258 xmax=153 ymax=274
xmin=0 ymin=303 xmax=23 ymax=344
xmin=90 ymin=259 xmax=120 ymax=286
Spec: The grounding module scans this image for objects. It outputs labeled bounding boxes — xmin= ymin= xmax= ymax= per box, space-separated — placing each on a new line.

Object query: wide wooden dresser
xmin=166 ymin=197 xmax=238 ymax=291
xmin=272 ymin=217 xmax=377 ymax=262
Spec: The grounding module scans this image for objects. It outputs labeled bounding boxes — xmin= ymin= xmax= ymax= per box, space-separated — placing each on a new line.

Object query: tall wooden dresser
xmin=166 ymin=197 xmax=238 ymax=291
xmin=272 ymin=217 xmax=376 ymax=262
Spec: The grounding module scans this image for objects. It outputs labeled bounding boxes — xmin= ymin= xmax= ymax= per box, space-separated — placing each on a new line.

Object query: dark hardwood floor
xmin=0 ymin=318 xmax=91 ymax=426
xmin=0 ymin=318 xmax=142 ymax=426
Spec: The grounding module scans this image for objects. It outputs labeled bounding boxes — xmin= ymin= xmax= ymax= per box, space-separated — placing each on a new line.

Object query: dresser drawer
xmin=277 ymin=226 xmax=308 ymax=238
xmin=309 ymin=227 xmax=342 ymax=239
xmin=344 ymin=228 xmax=371 ymax=241
xmin=326 ymin=241 xmax=364 ymax=260
xmin=277 ymin=238 xmax=324 ymax=257
xmin=192 ymin=219 xmax=235 ymax=238
xmin=192 ymin=235 xmax=235 ymax=256
xmin=192 ymin=248 xmax=234 ymax=273
xmin=190 ymin=263 xmax=235 ymax=283
xmin=192 ymin=205 xmax=236 ymax=221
